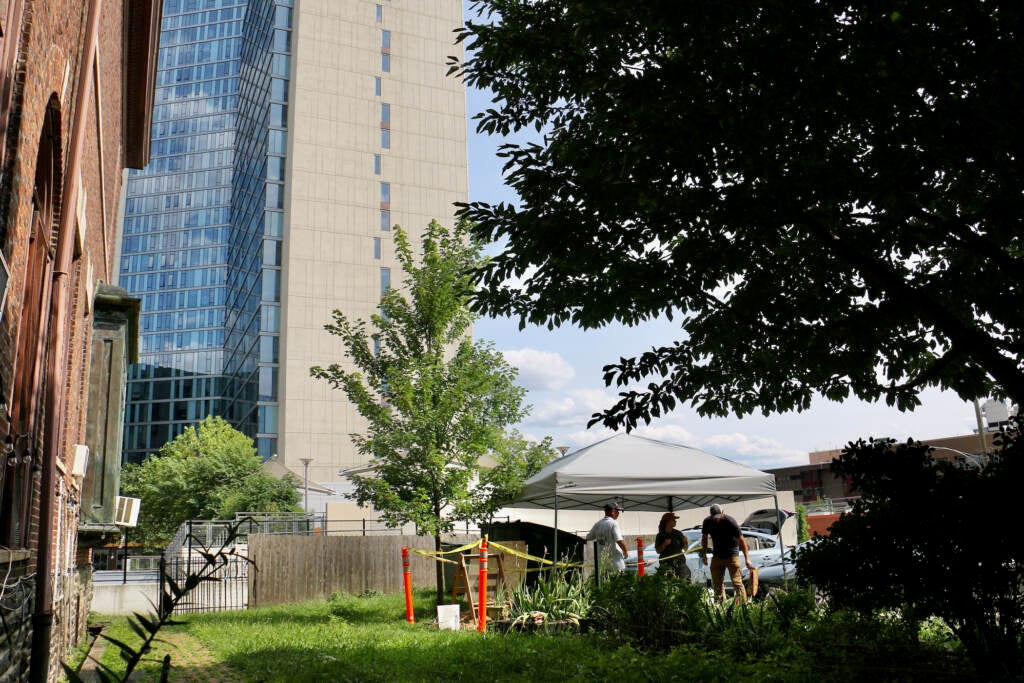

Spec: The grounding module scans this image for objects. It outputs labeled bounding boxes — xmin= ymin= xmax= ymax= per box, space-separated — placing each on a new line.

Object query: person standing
xmin=587 ymin=501 xmax=629 ymax=572
xmin=700 ymin=504 xmax=755 ymax=602
xmin=655 ymin=512 xmax=690 ymax=580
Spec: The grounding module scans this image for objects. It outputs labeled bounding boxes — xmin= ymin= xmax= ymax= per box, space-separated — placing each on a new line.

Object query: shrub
xmin=798 ymin=419 xmax=1024 ymax=680
xmin=588 ymin=572 xmax=711 ymax=650
xmin=765 ymin=585 xmax=820 ymax=633
xmin=505 ymin=569 xmax=590 ymax=630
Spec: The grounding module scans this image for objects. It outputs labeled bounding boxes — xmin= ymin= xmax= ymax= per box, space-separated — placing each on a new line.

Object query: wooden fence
xmin=248 ymin=534 xmax=480 ymax=608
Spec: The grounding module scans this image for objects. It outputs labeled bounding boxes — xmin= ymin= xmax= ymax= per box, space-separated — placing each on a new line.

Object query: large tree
xmin=120 ymin=416 xmax=301 ymax=549
xmin=311 ymin=220 xmax=535 ymax=601
xmin=453 ymin=2 xmax=1024 ymax=429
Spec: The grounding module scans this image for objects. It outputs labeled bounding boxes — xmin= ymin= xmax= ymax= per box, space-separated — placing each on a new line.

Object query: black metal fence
xmin=159 ymin=555 xmax=249 ymax=615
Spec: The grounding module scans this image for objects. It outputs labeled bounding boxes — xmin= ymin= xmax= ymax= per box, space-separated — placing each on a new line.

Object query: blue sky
xmin=462 ymin=75 xmax=984 ymax=470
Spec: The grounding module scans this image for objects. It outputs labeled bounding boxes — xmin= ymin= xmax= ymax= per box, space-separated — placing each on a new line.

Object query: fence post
xmin=637 ymin=537 xmax=645 ymax=577
xmin=187 ymin=520 xmax=193 ymax=574
xmin=402 ymin=546 xmax=414 ymax=623
xmin=477 ymin=537 xmax=488 ymax=633
xmin=158 ymin=555 xmax=166 ymax=620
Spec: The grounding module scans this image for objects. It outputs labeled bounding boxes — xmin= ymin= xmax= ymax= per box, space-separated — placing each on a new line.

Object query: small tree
xmin=120 ymin=416 xmax=301 ymax=549
xmin=472 ymin=431 xmax=557 ymax=526
xmin=798 ymin=421 xmax=1024 ymax=679
xmin=311 ymin=220 xmax=531 ymax=601
xmin=794 ymin=504 xmax=811 ymax=544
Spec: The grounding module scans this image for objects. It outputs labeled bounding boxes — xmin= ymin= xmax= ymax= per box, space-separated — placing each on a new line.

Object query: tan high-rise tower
xmin=279 ymin=1 xmax=468 ymax=483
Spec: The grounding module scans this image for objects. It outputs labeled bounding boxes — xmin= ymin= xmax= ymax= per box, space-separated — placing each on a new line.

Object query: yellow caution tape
xmin=488 ymin=540 xmax=585 ymax=569
xmin=409 ymin=539 xmax=483 ymax=564
xmin=410 ymin=550 xmax=459 ymax=565
xmin=437 ymin=539 xmax=483 ymax=555
xmin=409 ymin=538 xmax=586 ymax=570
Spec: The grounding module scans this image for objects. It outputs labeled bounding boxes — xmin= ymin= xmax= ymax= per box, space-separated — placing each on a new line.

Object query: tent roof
xmin=262 ymin=458 xmax=336 ymax=495
xmin=512 ymin=433 xmax=777 ymax=512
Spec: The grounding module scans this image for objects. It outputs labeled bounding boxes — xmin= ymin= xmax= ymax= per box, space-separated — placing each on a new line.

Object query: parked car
xmin=741 ymin=508 xmax=794 ymax=535
xmin=686 ymin=529 xmax=790 ymax=586
xmin=622 ymin=516 xmax=798 ymax=589
xmin=625 ymin=528 xmax=703 ymax=575
xmin=755 ymin=539 xmax=818 ymax=585
xmin=627 ymin=528 xmax=790 ymax=581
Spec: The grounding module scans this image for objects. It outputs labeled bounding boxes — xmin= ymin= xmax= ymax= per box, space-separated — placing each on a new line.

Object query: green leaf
xmin=98 ymin=633 xmax=138 ymax=658
xmin=60 ymin=663 xmax=85 ymax=683
xmin=132 ymin=611 xmax=159 ymax=634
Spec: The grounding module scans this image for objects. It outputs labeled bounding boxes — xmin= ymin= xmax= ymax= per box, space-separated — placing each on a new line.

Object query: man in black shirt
xmin=700 ymin=504 xmax=755 ymax=603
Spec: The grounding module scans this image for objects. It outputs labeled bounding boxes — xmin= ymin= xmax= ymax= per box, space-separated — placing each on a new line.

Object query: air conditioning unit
xmin=114 ymin=496 xmax=141 ymax=527
xmin=72 ymin=444 xmax=89 ymax=478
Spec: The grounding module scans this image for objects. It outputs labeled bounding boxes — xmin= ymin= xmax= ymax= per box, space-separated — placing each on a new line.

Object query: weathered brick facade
xmin=0 ymin=2 xmax=159 ymax=681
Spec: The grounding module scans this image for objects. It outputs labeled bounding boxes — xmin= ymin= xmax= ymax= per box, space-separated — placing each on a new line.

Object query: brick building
xmin=0 ymin=2 xmax=159 ymax=681
xmin=768 ymin=430 xmax=1000 ymax=532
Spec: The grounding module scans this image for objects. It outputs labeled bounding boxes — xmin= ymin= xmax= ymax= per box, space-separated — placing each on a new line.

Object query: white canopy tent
xmin=510 ymin=433 xmax=783 ymax=565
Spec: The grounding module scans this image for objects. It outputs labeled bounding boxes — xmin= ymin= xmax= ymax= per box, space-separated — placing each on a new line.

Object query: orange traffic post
xmin=402 ymin=546 xmax=414 ymax=623
xmin=477 ymin=537 xmax=488 ymax=632
xmin=636 ymin=537 xmax=645 ymax=577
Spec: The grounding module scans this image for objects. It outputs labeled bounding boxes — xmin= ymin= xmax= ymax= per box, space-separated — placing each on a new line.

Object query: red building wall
xmin=0 ymin=2 xmax=158 ymax=680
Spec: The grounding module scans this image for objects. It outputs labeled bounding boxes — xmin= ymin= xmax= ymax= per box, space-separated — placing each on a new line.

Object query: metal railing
xmin=159 ymin=554 xmax=248 ymax=615
xmin=802 ymin=497 xmax=857 ymax=515
xmin=127 ymin=555 xmax=161 ymax=571
xmin=161 ymin=513 xmax=511 ymax=563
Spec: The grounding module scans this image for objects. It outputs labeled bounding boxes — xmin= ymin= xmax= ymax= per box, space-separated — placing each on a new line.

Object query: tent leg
xmin=552 ymin=497 xmax=559 ymax=574
xmin=773 ymin=494 xmax=788 ymax=586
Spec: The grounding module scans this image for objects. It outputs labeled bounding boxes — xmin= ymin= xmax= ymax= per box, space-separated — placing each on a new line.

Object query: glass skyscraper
xmin=119 ymin=0 xmax=467 ymax=484
xmin=120 ymin=0 xmax=289 ymax=461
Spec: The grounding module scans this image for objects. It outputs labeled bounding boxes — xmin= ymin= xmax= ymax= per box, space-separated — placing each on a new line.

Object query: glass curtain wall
xmin=119 ymin=0 xmax=282 ymax=463
xmin=225 ymin=0 xmax=289 ymax=458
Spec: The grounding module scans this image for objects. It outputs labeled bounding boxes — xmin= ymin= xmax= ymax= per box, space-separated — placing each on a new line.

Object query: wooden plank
xmin=248 ymin=534 xmax=482 ymax=607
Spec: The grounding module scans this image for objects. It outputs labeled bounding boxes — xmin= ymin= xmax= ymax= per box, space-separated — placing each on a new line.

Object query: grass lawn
xmin=85 ymin=589 xmax=975 ymax=683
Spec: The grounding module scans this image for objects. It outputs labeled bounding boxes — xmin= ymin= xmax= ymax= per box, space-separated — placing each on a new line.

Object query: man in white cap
xmin=700 ymin=504 xmax=755 ymax=602
xmin=587 ymin=501 xmax=629 ymax=572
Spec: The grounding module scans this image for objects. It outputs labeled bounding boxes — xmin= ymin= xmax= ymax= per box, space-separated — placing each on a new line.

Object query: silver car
xmin=685 ymin=529 xmax=791 ymax=586
xmin=625 ymin=528 xmax=702 ymax=575
xmin=627 ymin=528 xmax=793 ymax=588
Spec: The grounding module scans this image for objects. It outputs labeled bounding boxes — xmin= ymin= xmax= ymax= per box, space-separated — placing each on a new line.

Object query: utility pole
xmin=973 ymin=399 xmax=988 ymax=455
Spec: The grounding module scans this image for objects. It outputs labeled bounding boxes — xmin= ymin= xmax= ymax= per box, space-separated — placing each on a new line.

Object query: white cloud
xmin=521 ymin=388 xmax=620 ymax=433
xmin=633 ymin=423 xmax=696 ymax=446
xmin=700 ymin=433 xmax=807 ymax=469
xmin=503 ymin=348 xmax=575 ymax=390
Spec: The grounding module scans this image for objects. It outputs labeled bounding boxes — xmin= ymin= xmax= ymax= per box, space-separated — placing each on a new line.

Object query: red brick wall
xmin=807 ymin=513 xmax=842 ymax=538
xmin=0 ymin=1 xmax=140 ymax=680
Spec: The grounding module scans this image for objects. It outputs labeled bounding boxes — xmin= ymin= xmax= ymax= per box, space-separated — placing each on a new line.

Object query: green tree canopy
xmin=472 ymin=430 xmax=556 ymax=525
xmin=453 ymin=2 xmax=1024 ymax=430
xmin=311 ymin=220 xmax=542 ymax=601
xmin=120 ymin=416 xmax=301 ymax=549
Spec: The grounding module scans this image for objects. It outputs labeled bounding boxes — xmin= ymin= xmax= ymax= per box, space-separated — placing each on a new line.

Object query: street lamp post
xmin=300 ymin=458 xmax=313 ymax=514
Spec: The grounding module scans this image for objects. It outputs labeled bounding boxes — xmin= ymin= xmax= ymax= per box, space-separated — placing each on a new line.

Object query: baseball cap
xmin=661 ymin=512 xmax=678 ymax=522
xmin=603 ymin=501 xmax=624 ymax=512
xmin=709 ymin=504 xmax=723 ymax=517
